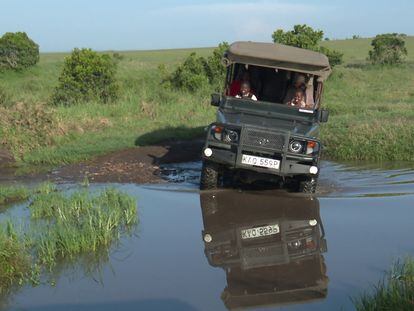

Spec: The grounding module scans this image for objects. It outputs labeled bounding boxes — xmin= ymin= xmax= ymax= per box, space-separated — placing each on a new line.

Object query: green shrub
xmin=52 ymin=48 xmax=119 ymax=105
xmin=272 ymin=24 xmax=343 ymax=67
xmin=169 ymin=52 xmax=210 ymax=92
xmin=167 ymin=42 xmax=229 ymax=92
xmin=272 ymin=24 xmax=323 ymax=50
xmin=0 ymin=32 xmax=39 ymax=71
xmin=368 ymin=33 xmax=407 ymax=65
xmin=205 ymin=42 xmax=229 ymax=90
xmin=319 ymin=46 xmax=344 ymax=67
xmin=112 ymin=52 xmax=124 ymax=61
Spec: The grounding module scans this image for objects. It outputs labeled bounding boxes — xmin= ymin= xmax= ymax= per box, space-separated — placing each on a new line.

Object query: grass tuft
xmin=0 ymin=186 xmax=30 ymax=205
xmin=0 ymin=222 xmax=34 ymax=295
xmin=353 ymin=258 xmax=414 ymax=310
xmin=0 ymin=184 xmax=137 ymax=291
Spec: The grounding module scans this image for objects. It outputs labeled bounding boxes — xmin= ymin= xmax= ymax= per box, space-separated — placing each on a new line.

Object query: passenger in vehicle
xmin=286 ymin=89 xmax=306 ymax=108
xmin=235 ymin=81 xmax=257 ymax=101
xmin=283 ymin=74 xmax=306 ymax=103
xmin=283 ymin=73 xmax=315 ymax=109
xmin=229 ymin=70 xmax=251 ymax=96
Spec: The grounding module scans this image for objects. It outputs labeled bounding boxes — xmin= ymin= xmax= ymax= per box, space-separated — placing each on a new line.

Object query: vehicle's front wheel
xmin=299 ymin=177 xmax=318 ymax=193
xmin=200 ymin=161 xmax=219 ymax=190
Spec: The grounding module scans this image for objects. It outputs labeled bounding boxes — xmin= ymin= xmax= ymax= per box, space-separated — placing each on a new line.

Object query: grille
xmin=242 ymin=129 xmax=286 ymax=150
xmin=241 ymin=244 xmax=286 ymax=269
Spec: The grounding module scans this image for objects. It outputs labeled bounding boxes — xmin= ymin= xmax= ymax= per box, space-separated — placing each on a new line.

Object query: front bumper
xmin=202 ymin=130 xmax=319 ymax=177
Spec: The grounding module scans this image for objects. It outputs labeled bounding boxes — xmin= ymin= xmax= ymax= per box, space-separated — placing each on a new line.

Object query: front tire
xmin=200 ymin=161 xmax=219 ymax=190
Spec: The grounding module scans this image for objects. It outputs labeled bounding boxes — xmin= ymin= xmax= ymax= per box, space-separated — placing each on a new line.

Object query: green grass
xmin=30 ymin=187 xmax=137 ymax=268
xmin=0 ymin=185 xmax=138 ymax=292
xmin=0 ymin=222 xmax=35 ymax=295
xmin=353 ymin=257 xmax=414 ymax=310
xmin=1 ymin=37 xmax=414 ymax=164
xmin=0 ymin=186 xmax=30 ymax=206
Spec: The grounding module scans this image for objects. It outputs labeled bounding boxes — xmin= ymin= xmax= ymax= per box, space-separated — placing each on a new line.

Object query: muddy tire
xmin=299 ymin=177 xmax=318 ymax=193
xmin=200 ymin=161 xmax=219 ymax=190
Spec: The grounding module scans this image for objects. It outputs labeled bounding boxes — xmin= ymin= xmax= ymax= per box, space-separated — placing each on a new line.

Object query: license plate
xmin=241 ymin=154 xmax=280 ymax=169
xmin=241 ymin=224 xmax=280 ymax=240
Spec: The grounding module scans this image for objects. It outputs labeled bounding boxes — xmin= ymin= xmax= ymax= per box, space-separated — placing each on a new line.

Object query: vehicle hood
xmin=218 ymin=109 xmax=319 ymax=137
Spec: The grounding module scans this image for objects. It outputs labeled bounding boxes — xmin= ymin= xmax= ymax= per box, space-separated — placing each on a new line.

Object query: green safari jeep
xmin=200 ymin=42 xmax=331 ymax=192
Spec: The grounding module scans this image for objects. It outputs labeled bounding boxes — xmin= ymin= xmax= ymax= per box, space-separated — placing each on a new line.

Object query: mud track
xmin=52 ymin=140 xmax=204 ymax=183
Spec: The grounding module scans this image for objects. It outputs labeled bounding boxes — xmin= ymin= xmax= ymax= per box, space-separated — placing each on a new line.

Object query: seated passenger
xmin=286 ymin=89 xmax=306 ymax=108
xmin=229 ymin=71 xmax=250 ymax=96
xmin=283 ymin=74 xmax=306 ymax=102
xmin=236 ymin=81 xmax=257 ymax=101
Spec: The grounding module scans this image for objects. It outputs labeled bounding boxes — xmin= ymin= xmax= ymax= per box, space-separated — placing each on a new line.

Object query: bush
xmin=272 ymin=24 xmax=343 ymax=67
xmin=0 ymin=32 xmax=39 ymax=71
xmin=167 ymin=42 xmax=229 ymax=92
xmin=368 ymin=33 xmax=407 ymax=65
xmin=52 ymin=48 xmax=119 ymax=105
xmin=272 ymin=24 xmax=323 ymax=50
xmin=205 ymin=42 xmax=229 ymax=90
xmin=319 ymin=46 xmax=344 ymax=67
xmin=168 ymin=52 xmax=210 ymax=92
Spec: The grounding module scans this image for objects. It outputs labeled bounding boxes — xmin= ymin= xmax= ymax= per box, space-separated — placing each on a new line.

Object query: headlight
xmin=289 ymin=140 xmax=304 ymax=153
xmin=223 ymin=129 xmax=239 ymax=143
xmin=211 ymin=125 xmax=239 ymax=143
xmin=288 ymin=139 xmax=320 ymax=155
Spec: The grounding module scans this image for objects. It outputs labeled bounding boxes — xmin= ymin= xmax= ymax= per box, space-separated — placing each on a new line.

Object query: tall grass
xmin=30 ymin=188 xmax=137 ymax=268
xmin=0 ymin=186 xmax=30 ymax=205
xmin=353 ymin=258 xmax=414 ymax=310
xmin=0 ymin=185 xmax=138 ymax=291
xmin=0 ymin=222 xmax=38 ymax=296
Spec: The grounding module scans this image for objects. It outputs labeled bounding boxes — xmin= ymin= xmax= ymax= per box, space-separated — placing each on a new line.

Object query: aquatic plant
xmin=0 ymin=222 xmax=37 ymax=295
xmin=30 ymin=187 xmax=137 ymax=268
xmin=0 ymin=185 xmax=137 ymax=291
xmin=0 ymin=186 xmax=30 ymax=205
xmin=353 ymin=257 xmax=414 ymax=310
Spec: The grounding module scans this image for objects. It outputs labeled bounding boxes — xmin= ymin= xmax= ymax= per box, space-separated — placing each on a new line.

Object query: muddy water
xmin=2 ymin=161 xmax=414 ymax=311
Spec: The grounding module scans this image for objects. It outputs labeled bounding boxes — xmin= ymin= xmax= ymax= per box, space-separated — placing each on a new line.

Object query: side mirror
xmin=319 ymin=109 xmax=329 ymax=123
xmin=211 ymin=93 xmax=222 ymax=107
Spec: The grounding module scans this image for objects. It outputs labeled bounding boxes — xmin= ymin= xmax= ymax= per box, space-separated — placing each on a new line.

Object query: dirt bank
xmin=51 ymin=140 xmax=204 ymax=184
xmin=0 ymin=149 xmax=15 ymax=167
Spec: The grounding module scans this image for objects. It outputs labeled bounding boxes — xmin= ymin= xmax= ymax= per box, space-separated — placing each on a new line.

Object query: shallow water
xmin=2 ymin=161 xmax=414 ymax=310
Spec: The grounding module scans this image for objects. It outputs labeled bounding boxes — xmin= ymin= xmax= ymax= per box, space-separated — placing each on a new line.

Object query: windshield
xmin=225 ymin=63 xmax=321 ymax=111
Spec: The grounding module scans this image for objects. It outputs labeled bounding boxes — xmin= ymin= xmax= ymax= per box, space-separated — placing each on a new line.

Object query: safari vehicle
xmin=199 ymin=190 xmax=328 ymax=309
xmin=200 ymin=42 xmax=331 ymax=192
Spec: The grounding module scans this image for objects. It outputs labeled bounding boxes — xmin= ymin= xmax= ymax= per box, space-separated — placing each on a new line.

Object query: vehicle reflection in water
xmin=200 ymin=190 xmax=328 ymax=310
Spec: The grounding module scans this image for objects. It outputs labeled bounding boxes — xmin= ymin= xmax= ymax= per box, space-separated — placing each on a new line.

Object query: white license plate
xmin=241 ymin=154 xmax=280 ymax=169
xmin=241 ymin=224 xmax=280 ymax=240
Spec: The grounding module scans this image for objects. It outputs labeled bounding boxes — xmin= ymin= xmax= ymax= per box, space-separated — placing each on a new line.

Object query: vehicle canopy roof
xmin=225 ymin=41 xmax=332 ymax=80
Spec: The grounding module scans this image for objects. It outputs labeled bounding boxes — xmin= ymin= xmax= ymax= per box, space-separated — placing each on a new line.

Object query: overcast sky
xmin=0 ymin=0 xmax=412 ymax=52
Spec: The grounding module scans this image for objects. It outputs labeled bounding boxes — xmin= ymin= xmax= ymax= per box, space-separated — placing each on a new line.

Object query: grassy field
xmin=0 ymin=37 xmax=414 ymax=165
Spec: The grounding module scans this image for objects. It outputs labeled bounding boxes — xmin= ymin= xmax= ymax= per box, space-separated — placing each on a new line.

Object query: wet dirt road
xmin=2 ymin=161 xmax=414 ymax=310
